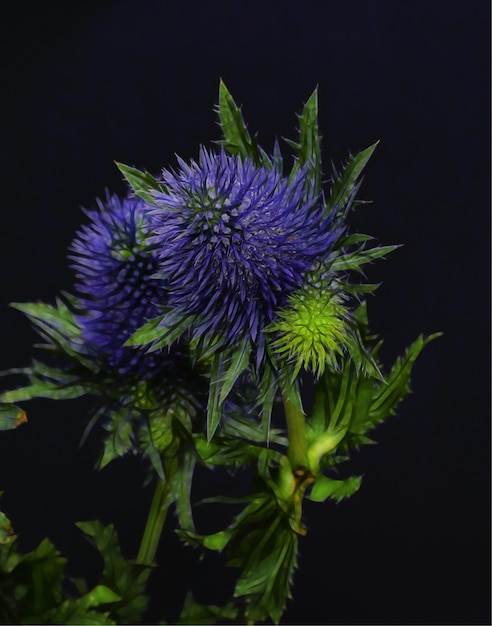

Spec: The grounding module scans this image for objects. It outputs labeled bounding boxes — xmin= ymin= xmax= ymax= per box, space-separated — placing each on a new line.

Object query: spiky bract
xmin=148 ymin=147 xmax=340 ymax=358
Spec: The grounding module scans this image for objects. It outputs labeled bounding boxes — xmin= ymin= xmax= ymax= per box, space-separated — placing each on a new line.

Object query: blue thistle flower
xmin=66 ymin=191 xmax=210 ymax=470
xmin=69 ymin=191 xmax=169 ymax=377
xmin=148 ymin=147 xmax=340 ymax=358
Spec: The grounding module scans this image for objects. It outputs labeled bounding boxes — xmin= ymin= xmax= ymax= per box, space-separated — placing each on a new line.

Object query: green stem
xmin=136 ymin=477 xmax=172 ymax=564
xmin=280 ymin=376 xmax=309 ymax=471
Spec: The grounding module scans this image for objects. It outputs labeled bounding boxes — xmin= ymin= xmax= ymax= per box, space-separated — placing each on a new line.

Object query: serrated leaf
xmin=45 ymin=585 xmax=120 ymax=625
xmin=177 ymin=592 xmax=238 ymax=625
xmin=76 ymin=521 xmax=152 ymax=624
xmin=115 ymin=162 xmax=164 ymax=204
xmin=10 ymin=300 xmax=99 ymax=372
xmin=123 ymin=312 xmax=172 ymax=347
xmin=216 ymin=79 xmax=260 ymax=164
xmin=308 ymin=474 xmax=362 ymax=502
xmin=368 ymin=333 xmax=443 ymax=425
xmin=327 ymin=142 xmax=379 ymax=216
xmin=98 ymin=410 xmax=135 ymax=470
xmin=136 ymin=312 xmax=195 ymax=353
xmin=343 ymin=282 xmax=381 ymax=295
xmin=8 ymin=538 xmax=67 ymax=622
xmin=0 ymin=403 xmax=27 ymax=430
xmin=201 ymin=338 xmax=256 ymax=443
xmin=227 ymin=496 xmax=298 ymax=624
xmin=1 ymin=380 xmax=91 ymax=403
xmin=206 ymin=352 xmax=225 ymax=441
xmin=330 ymin=244 xmax=400 ymax=272
xmin=289 ymin=87 xmax=322 ymax=194
xmin=258 ymin=360 xmax=279 ymax=442
xmin=138 ymin=419 xmax=166 ymax=480
xmin=218 ymin=339 xmax=251 ymax=405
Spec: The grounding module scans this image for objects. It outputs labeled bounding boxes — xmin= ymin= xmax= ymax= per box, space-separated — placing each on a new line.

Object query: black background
xmin=0 ymin=2 xmax=490 ymax=624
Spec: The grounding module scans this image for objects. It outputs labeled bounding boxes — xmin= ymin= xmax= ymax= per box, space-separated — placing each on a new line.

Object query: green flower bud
xmin=268 ymin=285 xmax=349 ymax=378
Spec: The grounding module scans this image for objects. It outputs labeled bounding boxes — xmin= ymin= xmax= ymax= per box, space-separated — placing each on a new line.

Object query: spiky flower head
xmin=148 ymin=147 xmax=340 ymax=359
xmin=69 ymin=191 xmax=168 ymax=377
xmin=267 ymin=273 xmax=350 ymax=378
xmin=66 ymin=192 xmax=209 ymax=470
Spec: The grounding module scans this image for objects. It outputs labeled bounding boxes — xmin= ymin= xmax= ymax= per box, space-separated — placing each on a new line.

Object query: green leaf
xmin=125 ymin=310 xmax=194 ymax=351
xmin=330 ymin=243 xmax=400 ymax=273
xmin=206 ymin=352 xmax=224 ymax=441
xmin=45 ymin=585 xmax=119 ymax=625
xmin=0 ymin=403 xmax=27 ymax=430
xmin=10 ymin=299 xmax=99 ymax=372
xmin=1 ymin=379 xmax=91 ymax=403
xmin=216 ymin=79 xmax=260 ymax=164
xmin=218 ymin=339 xmax=251 ymax=405
xmin=368 ymin=332 xmax=443 ymax=426
xmin=138 ymin=419 xmax=166 ymax=480
xmin=308 ymin=474 xmax=362 ymax=502
xmin=0 ymin=536 xmax=67 ymax=623
xmin=0 ymin=511 xmax=15 ymax=545
xmin=115 ymin=162 xmax=164 ymax=204
xmin=308 ymin=332 xmax=442 ymax=465
xmin=222 ymin=412 xmax=287 ymax=448
xmin=227 ymin=495 xmax=298 ymax=624
xmin=173 ymin=449 xmax=197 ymax=532
xmin=343 ymin=282 xmax=381 ymax=295
xmin=202 ymin=340 xmax=254 ymax=442
xmin=98 ymin=409 xmax=135 ymax=470
xmin=76 ymin=521 xmax=152 ymax=625
xmin=288 ymin=87 xmax=322 ymax=194
xmin=123 ymin=312 xmax=171 ymax=347
xmin=176 ymin=592 xmax=238 ymax=625
xmin=327 ymin=142 xmax=379 ymax=216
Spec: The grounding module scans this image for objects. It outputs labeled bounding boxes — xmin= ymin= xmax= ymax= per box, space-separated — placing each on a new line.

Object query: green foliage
xmin=327 ymin=142 xmax=379 ymax=219
xmin=97 ymin=407 xmax=137 ymax=470
xmin=307 ymin=332 xmax=442 ymax=471
xmin=330 ymin=243 xmax=401 ymax=273
xmin=228 ymin=497 xmax=298 ymax=624
xmin=0 ymin=511 xmax=147 ymax=625
xmin=75 ymin=521 xmax=152 ymax=624
xmin=0 ymin=529 xmax=67 ymax=624
xmin=11 ymin=299 xmax=99 ymax=372
xmin=0 ymin=403 xmax=27 ymax=430
xmin=216 ymin=79 xmax=261 ymax=165
xmin=114 ymin=162 xmax=165 ymax=204
xmin=286 ymin=87 xmax=322 ymax=194
xmin=308 ymin=474 xmax=362 ymax=503
xmin=124 ymin=309 xmax=195 ymax=353
xmin=0 ymin=298 xmax=99 ymax=406
xmin=206 ymin=340 xmax=252 ymax=441
xmin=178 ymin=487 xmax=299 ymax=625
xmin=176 ymin=592 xmax=238 ymax=625
xmin=44 ymin=586 xmax=120 ymax=625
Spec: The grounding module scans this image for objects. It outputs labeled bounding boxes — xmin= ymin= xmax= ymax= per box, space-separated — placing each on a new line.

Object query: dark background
xmin=0 ymin=1 xmax=490 ymax=624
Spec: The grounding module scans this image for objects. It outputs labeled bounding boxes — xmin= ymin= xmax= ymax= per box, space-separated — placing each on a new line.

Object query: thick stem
xmin=136 ymin=477 xmax=172 ymax=565
xmin=280 ymin=376 xmax=309 ymax=471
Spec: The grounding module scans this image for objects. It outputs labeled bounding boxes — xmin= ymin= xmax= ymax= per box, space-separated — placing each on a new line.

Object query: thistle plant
xmin=0 ymin=80 xmax=440 ymax=625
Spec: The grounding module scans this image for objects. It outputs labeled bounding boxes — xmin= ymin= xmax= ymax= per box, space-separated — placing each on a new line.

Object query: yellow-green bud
xmin=268 ymin=286 xmax=349 ymax=378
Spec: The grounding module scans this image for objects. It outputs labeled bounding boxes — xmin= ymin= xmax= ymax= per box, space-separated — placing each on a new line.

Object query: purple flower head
xmin=69 ymin=191 xmax=169 ymax=377
xmin=149 ymin=148 xmax=339 ymax=354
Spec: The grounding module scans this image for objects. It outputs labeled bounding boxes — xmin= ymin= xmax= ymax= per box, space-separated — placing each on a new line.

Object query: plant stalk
xmin=136 ymin=477 xmax=172 ymax=565
xmin=280 ymin=376 xmax=309 ymax=471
